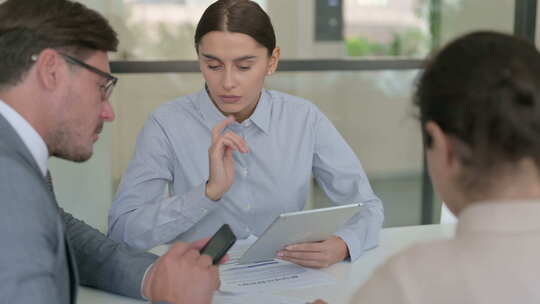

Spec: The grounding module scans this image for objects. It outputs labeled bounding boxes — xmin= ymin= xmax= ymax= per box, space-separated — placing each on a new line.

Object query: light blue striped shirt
xmin=108 ymin=88 xmax=384 ymax=261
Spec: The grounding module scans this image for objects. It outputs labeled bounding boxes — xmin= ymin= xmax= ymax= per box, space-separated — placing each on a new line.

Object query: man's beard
xmin=49 ymin=121 xmax=97 ymax=163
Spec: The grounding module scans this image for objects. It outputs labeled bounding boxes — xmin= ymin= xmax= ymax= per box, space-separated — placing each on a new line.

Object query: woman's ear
xmin=426 ymin=121 xmax=449 ymax=163
xmin=425 ymin=121 xmax=462 ymax=172
xmin=425 ymin=121 xmax=443 ymax=149
xmin=425 ymin=121 xmax=469 ymax=215
xmin=267 ymin=47 xmax=280 ymax=75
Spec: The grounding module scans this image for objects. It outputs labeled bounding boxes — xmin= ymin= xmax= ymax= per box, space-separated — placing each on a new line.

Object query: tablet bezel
xmin=237 ymin=203 xmax=363 ymax=264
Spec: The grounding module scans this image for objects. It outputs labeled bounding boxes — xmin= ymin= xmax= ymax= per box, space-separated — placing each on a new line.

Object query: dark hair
xmin=0 ymin=0 xmax=118 ymax=89
xmin=194 ymin=0 xmax=276 ymax=56
xmin=415 ymin=31 xmax=540 ymax=190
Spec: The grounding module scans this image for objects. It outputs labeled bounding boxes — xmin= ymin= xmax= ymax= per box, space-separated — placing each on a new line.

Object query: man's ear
xmin=267 ymin=47 xmax=280 ymax=76
xmin=34 ymin=49 xmax=64 ymax=91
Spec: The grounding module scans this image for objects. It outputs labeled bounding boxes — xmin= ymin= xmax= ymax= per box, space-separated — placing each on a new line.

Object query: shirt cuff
xmin=334 ymin=229 xmax=362 ymax=262
xmin=140 ymin=263 xmax=154 ymax=300
xmin=180 ymin=183 xmax=220 ymax=222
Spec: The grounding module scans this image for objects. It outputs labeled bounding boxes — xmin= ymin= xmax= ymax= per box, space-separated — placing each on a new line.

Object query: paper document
xmin=225 ymin=234 xmax=258 ymax=263
xmin=219 ymin=259 xmax=336 ymax=294
xmin=213 ymin=293 xmax=306 ymax=304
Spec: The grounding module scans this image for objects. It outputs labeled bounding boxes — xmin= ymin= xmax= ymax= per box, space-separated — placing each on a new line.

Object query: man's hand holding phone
xmin=142 ymin=224 xmax=236 ymax=304
xmin=143 ymin=242 xmax=219 ymax=304
xmin=199 ymin=224 xmax=237 ymax=264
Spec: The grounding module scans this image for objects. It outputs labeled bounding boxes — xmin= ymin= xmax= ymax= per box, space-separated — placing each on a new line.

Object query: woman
xmin=316 ymin=31 xmax=540 ymax=303
xmin=108 ymin=0 xmax=383 ymax=268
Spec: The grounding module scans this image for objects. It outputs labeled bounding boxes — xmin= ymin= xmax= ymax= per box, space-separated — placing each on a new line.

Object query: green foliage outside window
xmin=346 ymin=29 xmax=430 ymax=57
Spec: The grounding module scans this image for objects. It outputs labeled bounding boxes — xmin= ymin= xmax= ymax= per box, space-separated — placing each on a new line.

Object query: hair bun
xmin=514 ymin=89 xmax=535 ymax=107
xmin=497 ymin=68 xmax=535 ymax=107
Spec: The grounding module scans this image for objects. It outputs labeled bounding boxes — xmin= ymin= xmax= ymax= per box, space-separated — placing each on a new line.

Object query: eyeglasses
xmin=31 ymin=52 xmax=118 ymax=100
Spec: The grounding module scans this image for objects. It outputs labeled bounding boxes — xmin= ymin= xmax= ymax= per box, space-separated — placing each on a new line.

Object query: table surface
xmin=78 ymin=224 xmax=456 ymax=304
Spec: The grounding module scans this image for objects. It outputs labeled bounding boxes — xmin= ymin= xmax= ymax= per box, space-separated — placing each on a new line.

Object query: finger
xmin=213 ymin=137 xmax=243 ymax=154
xmin=218 ymin=254 xmax=230 ymax=264
xmin=208 ymin=138 xmax=239 ymax=163
xmin=209 ymin=266 xmax=220 ymax=290
xmin=285 ymin=241 xmax=325 ymax=252
xmin=190 ymin=237 xmax=211 ymax=250
xmin=198 ymin=254 xmax=214 ymax=267
xmin=222 ymin=131 xmax=249 ymax=153
xmin=222 ymin=133 xmax=248 ymax=153
xmin=211 ymin=116 xmax=236 ymax=142
xmin=277 ymin=249 xmax=322 ymax=261
xmin=183 ymin=248 xmax=201 ymax=261
xmin=216 ymin=277 xmax=222 ymax=291
xmin=167 ymin=242 xmax=191 ymax=256
xmin=223 ymin=148 xmax=234 ymax=172
xmin=279 ymin=256 xmax=328 ymax=268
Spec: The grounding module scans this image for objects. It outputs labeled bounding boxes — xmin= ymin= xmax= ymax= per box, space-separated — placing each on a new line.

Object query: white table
xmin=78 ymin=224 xmax=456 ymax=304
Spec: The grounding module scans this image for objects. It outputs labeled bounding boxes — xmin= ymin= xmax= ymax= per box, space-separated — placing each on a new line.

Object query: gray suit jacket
xmin=0 ymin=114 xmax=158 ymax=303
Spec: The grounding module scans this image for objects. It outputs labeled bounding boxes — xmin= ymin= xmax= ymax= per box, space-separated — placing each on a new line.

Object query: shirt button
xmin=239 ymin=167 xmax=248 ymax=177
xmin=244 ymin=120 xmax=252 ymax=127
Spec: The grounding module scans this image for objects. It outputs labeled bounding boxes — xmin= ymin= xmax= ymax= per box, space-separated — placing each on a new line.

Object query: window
xmin=50 ymin=0 xmax=527 ymax=231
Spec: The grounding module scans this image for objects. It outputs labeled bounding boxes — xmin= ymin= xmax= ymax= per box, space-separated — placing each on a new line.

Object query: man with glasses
xmin=51 ymin=52 xmax=118 ymax=100
xmin=0 ymin=0 xmax=219 ymax=303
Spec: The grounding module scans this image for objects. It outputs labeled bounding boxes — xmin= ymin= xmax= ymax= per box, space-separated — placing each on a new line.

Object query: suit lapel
xmin=65 ymin=235 xmax=79 ymax=303
xmin=0 ymin=114 xmax=80 ymax=303
xmin=0 ymin=114 xmax=43 ymax=177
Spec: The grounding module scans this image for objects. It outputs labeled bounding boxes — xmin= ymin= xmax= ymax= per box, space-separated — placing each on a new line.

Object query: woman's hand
xmin=205 ymin=116 xmax=249 ymax=201
xmin=277 ymin=236 xmax=349 ymax=268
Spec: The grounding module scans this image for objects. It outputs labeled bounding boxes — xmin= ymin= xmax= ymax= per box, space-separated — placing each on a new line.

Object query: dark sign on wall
xmin=315 ymin=0 xmax=344 ymax=41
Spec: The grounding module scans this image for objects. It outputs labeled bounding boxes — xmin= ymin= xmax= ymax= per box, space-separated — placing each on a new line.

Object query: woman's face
xmin=197 ymin=31 xmax=279 ymax=122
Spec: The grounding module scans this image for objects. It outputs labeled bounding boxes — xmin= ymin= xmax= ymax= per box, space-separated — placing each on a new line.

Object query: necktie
xmin=46 ymin=170 xmax=56 ymax=201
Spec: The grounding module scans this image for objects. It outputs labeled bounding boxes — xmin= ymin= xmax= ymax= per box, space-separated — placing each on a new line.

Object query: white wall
xmin=48 ymin=125 xmax=113 ymax=233
xmin=439 ymin=0 xmax=514 ymax=45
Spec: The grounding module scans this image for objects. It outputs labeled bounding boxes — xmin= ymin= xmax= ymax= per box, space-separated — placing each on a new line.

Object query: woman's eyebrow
xmin=201 ymin=53 xmax=222 ymax=62
xmin=233 ymin=55 xmax=257 ymax=62
xmin=201 ymin=53 xmax=257 ymax=62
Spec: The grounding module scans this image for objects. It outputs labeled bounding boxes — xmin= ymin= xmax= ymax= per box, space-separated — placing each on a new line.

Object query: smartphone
xmin=199 ymin=224 xmax=237 ymax=264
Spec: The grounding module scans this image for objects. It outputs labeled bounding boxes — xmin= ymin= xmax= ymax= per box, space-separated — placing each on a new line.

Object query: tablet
xmin=237 ymin=203 xmax=363 ymax=264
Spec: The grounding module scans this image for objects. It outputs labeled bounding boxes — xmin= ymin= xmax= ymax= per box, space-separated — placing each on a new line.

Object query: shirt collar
xmin=456 ymin=199 xmax=540 ymax=235
xmin=197 ymin=87 xmax=271 ymax=135
xmin=0 ymin=99 xmax=49 ymax=177
xmin=197 ymin=88 xmax=227 ymax=130
xmin=249 ymin=90 xmax=271 ymax=135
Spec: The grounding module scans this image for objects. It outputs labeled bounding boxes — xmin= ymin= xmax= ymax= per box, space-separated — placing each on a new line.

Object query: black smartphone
xmin=199 ymin=224 xmax=237 ymax=265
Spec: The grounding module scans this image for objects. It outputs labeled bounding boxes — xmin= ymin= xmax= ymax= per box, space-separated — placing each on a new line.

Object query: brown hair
xmin=0 ymin=0 xmax=118 ymax=89
xmin=194 ymin=0 xmax=276 ymax=56
xmin=415 ymin=31 xmax=540 ymax=191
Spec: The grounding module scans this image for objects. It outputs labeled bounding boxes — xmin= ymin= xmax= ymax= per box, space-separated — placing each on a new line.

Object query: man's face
xmin=50 ymin=51 xmax=115 ymax=162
